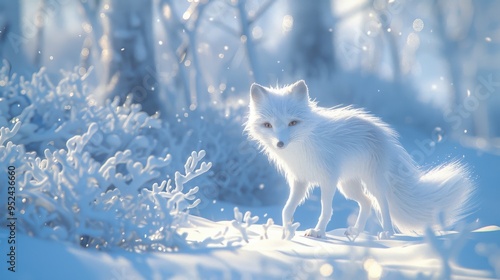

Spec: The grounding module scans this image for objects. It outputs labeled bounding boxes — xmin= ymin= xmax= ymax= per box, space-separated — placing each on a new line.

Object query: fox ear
xmin=290 ymin=80 xmax=309 ymax=101
xmin=250 ymin=83 xmax=267 ymax=103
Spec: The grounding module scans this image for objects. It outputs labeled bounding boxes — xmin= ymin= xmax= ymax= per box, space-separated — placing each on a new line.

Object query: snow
xmin=1 ymin=219 xmax=498 ymax=280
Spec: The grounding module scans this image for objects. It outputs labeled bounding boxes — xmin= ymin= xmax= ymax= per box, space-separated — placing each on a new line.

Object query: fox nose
xmin=277 ymin=141 xmax=284 ymax=148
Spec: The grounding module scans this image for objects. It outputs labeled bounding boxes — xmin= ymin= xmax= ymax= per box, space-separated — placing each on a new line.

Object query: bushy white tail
xmin=387 ymin=160 xmax=475 ymax=234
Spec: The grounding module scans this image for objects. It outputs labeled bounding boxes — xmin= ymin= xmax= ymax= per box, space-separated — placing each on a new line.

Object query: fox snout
xmin=274 ymin=130 xmax=289 ymax=149
xmin=277 ymin=141 xmax=284 ymax=148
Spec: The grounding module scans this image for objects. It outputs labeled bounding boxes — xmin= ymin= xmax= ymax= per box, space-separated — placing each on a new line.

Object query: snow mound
xmin=2 ymin=217 xmax=498 ymax=280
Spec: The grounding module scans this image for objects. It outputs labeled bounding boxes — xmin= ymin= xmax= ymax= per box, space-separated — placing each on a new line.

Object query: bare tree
xmin=158 ymin=0 xmax=276 ymax=110
xmin=288 ymin=0 xmax=335 ymax=77
xmin=159 ymin=0 xmax=211 ymax=111
xmin=0 ymin=1 xmax=33 ymax=75
xmin=96 ymin=0 xmax=160 ymax=115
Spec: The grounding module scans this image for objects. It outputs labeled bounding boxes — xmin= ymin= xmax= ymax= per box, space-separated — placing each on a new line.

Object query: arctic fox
xmin=245 ymin=80 xmax=475 ymax=240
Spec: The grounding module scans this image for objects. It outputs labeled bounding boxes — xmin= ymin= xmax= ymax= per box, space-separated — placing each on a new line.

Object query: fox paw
xmin=344 ymin=227 xmax=360 ymax=242
xmin=282 ymin=222 xmax=300 ymax=240
xmin=377 ymin=231 xmax=393 ymax=240
xmin=304 ymin=228 xmax=325 ymax=238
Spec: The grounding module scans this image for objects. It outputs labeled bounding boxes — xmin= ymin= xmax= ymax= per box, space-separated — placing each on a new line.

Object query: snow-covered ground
xmin=1 ymin=218 xmax=499 ymax=280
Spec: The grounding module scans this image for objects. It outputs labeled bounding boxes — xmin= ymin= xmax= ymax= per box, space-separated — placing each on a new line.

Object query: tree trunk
xmin=0 ymin=1 xmax=34 ymax=75
xmin=98 ymin=0 xmax=160 ymax=115
xmin=288 ymin=0 xmax=335 ymax=77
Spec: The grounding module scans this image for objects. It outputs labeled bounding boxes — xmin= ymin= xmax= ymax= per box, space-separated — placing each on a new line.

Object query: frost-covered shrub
xmin=0 ymin=60 xmax=284 ymax=207
xmin=0 ymin=62 xmax=217 ymax=251
xmin=0 ymin=120 xmax=211 ymax=252
xmin=0 ymin=60 xmax=195 ymax=193
xmin=0 ymin=62 xmax=90 ymax=152
xmin=1 ymin=60 xmax=163 ymax=162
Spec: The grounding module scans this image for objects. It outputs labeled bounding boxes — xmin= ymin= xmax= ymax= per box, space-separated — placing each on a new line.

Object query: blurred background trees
xmin=1 ymin=0 xmax=499 ymax=152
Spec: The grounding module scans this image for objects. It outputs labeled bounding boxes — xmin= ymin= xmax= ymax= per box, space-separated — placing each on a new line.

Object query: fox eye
xmin=289 ymin=120 xmax=299 ymax=126
xmin=263 ymin=122 xmax=272 ymax=128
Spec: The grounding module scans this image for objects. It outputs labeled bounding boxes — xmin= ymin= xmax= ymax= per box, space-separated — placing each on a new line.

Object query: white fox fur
xmin=245 ymin=80 xmax=475 ymax=239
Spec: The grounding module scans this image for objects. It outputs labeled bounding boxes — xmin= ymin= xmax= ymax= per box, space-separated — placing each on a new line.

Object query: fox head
xmin=245 ymin=80 xmax=314 ymax=151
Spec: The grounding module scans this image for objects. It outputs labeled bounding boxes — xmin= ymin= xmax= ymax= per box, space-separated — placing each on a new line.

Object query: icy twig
xmin=174 ymin=150 xmax=212 ymax=193
xmin=0 ymin=121 xmax=21 ymax=146
xmin=262 ymin=218 xmax=274 ymax=239
xmin=66 ymin=123 xmax=98 ymax=156
xmin=165 ymin=150 xmax=211 ymax=213
xmin=231 ymin=207 xmax=259 ymax=243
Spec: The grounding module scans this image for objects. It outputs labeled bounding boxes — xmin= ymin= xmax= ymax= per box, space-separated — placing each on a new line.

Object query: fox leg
xmin=377 ymin=196 xmax=394 ymax=239
xmin=371 ymin=176 xmax=395 ymax=239
xmin=305 ymin=181 xmax=337 ymax=238
xmin=282 ymin=180 xmax=308 ymax=239
xmin=338 ymin=179 xmax=372 ymax=241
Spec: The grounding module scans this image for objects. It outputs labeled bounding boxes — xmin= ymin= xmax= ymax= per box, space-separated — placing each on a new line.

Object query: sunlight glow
xmin=320 ymin=263 xmax=334 ymax=277
xmin=81 ymin=48 xmax=89 ymax=57
xmin=407 ymin=33 xmax=420 ymax=50
xmin=364 ymin=258 xmax=383 ymax=280
xmin=282 ymin=15 xmax=294 ymax=33
xmin=163 ymin=4 xmax=172 ymax=19
xmin=413 ymin=19 xmax=424 ymax=32
xmin=252 ymin=26 xmax=263 ymax=39
xmin=82 ymin=22 xmax=93 ymax=34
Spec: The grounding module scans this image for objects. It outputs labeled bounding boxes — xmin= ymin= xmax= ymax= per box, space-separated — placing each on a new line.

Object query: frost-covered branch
xmin=231 ymin=207 xmax=259 ymax=243
xmin=0 ymin=121 xmax=21 ymax=145
xmin=262 ymin=218 xmax=274 ymax=239
xmin=174 ymin=150 xmax=212 ymax=193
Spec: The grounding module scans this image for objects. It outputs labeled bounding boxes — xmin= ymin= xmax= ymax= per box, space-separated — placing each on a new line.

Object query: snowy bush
xmin=0 ymin=60 xmax=283 ymax=208
xmin=0 ymin=119 xmax=211 ymax=251
xmin=0 ymin=60 xmax=167 ymax=167
xmin=0 ymin=62 xmax=220 ymax=251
